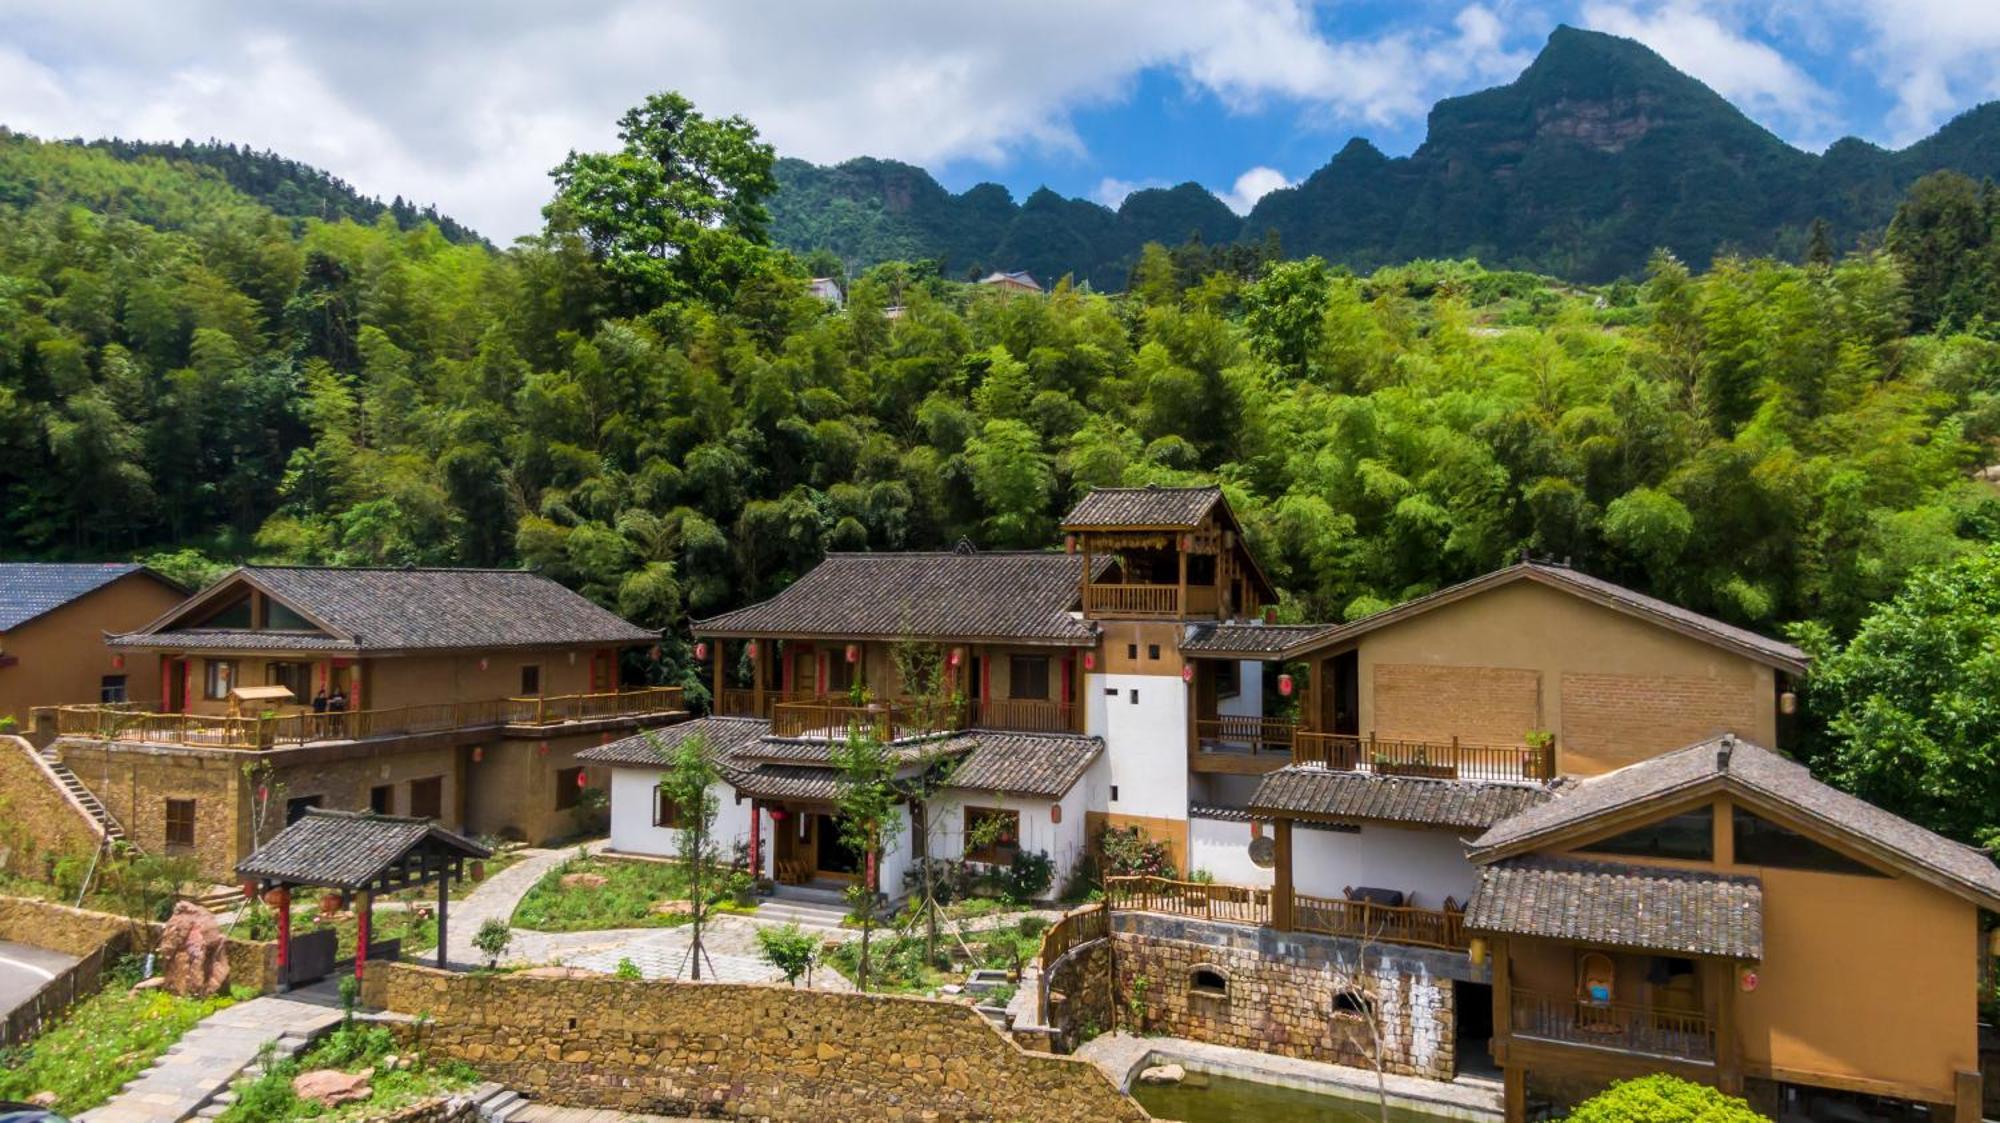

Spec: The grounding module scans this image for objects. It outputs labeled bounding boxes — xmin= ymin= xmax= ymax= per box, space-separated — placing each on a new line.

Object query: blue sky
xmin=3 ymin=1 xmax=1998 ymax=239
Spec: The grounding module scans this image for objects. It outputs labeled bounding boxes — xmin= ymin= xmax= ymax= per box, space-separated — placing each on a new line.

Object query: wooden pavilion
xmin=236 ymin=807 xmax=491 ymax=989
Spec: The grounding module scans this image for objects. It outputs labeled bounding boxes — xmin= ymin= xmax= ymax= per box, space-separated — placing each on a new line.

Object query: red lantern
xmin=576 ymin=769 xmax=589 ymax=789
xmin=845 ymin=643 xmax=859 ymax=664
xmin=770 ymin=807 xmax=788 ymax=823
xmin=1083 ymin=652 xmax=1097 ymax=671
xmin=1065 ymin=534 xmax=1076 ymax=554
xmin=1051 ymin=803 xmax=1062 ymax=824
xmin=650 ymin=644 xmax=663 ymax=661
xmin=1264 ymin=607 xmax=1278 ymax=625
xmin=694 ymin=641 xmax=709 ymax=662
xmin=1180 ymin=534 xmax=1192 ymax=550
xmin=1181 ymin=665 xmax=1194 ymax=683
xmin=472 ymin=746 xmax=484 ymax=763
xmin=1278 ymin=674 xmax=1295 ymax=697
xmin=948 ymin=648 xmax=963 ymax=668
xmin=748 ymin=642 xmax=759 ymax=661
xmin=478 ymin=657 xmax=489 ymax=671
xmin=111 ymin=653 xmax=125 ymax=670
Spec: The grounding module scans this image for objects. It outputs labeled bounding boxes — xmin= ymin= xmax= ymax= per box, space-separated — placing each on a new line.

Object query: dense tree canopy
xmin=4 ymin=96 xmax=2000 ymax=838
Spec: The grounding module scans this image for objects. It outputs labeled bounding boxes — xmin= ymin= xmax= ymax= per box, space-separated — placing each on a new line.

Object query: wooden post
xmin=1503 ymin=1066 xmax=1526 ymax=1123
xmin=435 ymin=873 xmax=449 ymax=970
xmin=1176 ymin=537 xmax=1189 ymax=618
xmin=1955 ymin=1070 xmax=1983 ymax=1123
xmin=1271 ymin=818 xmax=1294 ymax=931
xmin=274 ymin=886 xmax=291 ymax=992
xmin=1080 ymin=542 xmax=1092 ymax=616
xmin=1305 ymin=657 xmax=1322 ymax=735
xmin=354 ymin=890 xmax=372 ymax=982
xmin=752 ymin=640 xmax=767 ymax=718
xmin=712 ymin=640 xmax=726 ymax=716
xmin=1712 ymin=959 xmax=1741 ymax=1093
xmin=748 ymin=801 xmax=762 ymax=881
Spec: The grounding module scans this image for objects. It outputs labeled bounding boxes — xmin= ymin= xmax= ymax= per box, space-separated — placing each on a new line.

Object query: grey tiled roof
xmin=116 ymin=628 xmax=360 ymax=653
xmin=947 ymin=732 xmax=1102 ymax=798
xmin=1466 ymin=856 xmax=1764 ymax=959
xmin=1181 ymin=622 xmax=1342 ymax=656
xmin=0 ymin=562 xmax=163 ymax=632
xmin=1249 ymin=767 xmax=1556 ymax=830
xmin=116 ymin=566 xmax=656 ymax=653
xmin=741 ymin=732 xmax=970 ymax=767
xmin=236 ymin=808 xmax=490 ymax=890
xmin=1061 ymin=485 xmax=1222 ymax=529
xmin=1471 ymin=735 xmax=2000 ymax=909
xmin=728 ymin=764 xmax=847 ymax=802
xmin=693 ymin=551 xmax=1096 ymax=645
xmin=577 ymin=717 xmax=768 ymax=768
xmin=1285 ymin=562 xmax=1805 ymax=671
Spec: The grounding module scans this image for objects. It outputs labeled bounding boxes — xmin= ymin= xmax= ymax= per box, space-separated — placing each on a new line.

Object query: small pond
xmin=1131 ymin=1068 xmax=1472 ymax=1123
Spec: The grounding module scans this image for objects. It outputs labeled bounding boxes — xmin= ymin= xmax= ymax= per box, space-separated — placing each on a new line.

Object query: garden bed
xmin=510 ymin=853 xmax=752 ymax=933
xmin=826 ymin=915 xmax=1048 ymax=998
xmin=218 ymin=1019 xmax=479 ymax=1121
xmin=0 ymin=957 xmax=249 ymax=1116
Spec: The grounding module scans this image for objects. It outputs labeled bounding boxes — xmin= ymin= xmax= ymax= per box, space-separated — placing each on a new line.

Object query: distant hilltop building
xmin=807 ymin=277 xmax=844 ymax=306
xmin=976 ymin=270 xmax=1042 ymax=294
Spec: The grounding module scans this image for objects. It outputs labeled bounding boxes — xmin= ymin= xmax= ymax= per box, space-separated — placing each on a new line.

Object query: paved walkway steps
xmin=79 ymin=990 xmax=345 ymax=1123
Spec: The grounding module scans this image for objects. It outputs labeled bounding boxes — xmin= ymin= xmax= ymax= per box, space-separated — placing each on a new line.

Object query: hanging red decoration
xmin=1051 ymin=804 xmax=1062 ymax=824
xmin=845 ymin=643 xmax=859 ymax=664
xmin=472 ymin=746 xmax=484 ymax=763
xmin=1083 ymin=652 xmax=1097 ymax=671
xmin=258 ymin=785 xmax=268 ymax=802
xmin=1264 ymin=606 xmax=1278 ymax=625
xmin=1181 ymin=665 xmax=1194 ymax=683
xmin=1278 ymin=674 xmax=1295 ymax=697
xmin=769 ymin=807 xmax=789 ymax=823
xmin=1180 ymin=534 xmax=1193 ymax=550
xmin=747 ymin=642 xmax=759 ymax=661
xmin=1065 ymin=534 xmax=1077 ymax=554
xmin=576 ymin=769 xmax=588 ymax=789
xmin=694 ymin=641 xmax=709 ymax=662
xmin=478 ymin=657 xmax=489 ymax=671
xmin=948 ymin=648 xmax=963 ymax=668
xmin=537 ymin=741 xmax=549 ymax=756
xmin=111 ymin=654 xmax=125 ymax=670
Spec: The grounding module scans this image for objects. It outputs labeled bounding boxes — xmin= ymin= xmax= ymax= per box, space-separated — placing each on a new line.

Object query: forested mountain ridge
xmin=770 ymin=26 xmax=2000 ymax=286
xmin=1 ymin=131 xmax=484 ymax=245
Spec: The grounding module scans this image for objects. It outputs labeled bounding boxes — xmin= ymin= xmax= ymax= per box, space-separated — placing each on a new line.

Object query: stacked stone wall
xmin=366 ymin=963 xmax=1150 ymax=1121
xmin=0 ymin=895 xmax=280 ymax=991
xmin=1110 ymin=911 xmax=1480 ymax=1081
xmin=1043 ymin=937 xmax=1115 ymax=1052
xmin=0 ymin=736 xmax=102 ymax=877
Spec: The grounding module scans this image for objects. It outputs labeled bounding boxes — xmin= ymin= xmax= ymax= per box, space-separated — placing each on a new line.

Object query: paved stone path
xmin=78 ymin=986 xmax=347 ymax=1123
xmin=442 ymin=842 xmax=604 ymax=967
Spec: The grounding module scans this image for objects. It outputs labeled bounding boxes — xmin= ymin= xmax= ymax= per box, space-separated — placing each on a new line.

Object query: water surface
xmin=1131 ymin=1069 xmax=1470 ymax=1123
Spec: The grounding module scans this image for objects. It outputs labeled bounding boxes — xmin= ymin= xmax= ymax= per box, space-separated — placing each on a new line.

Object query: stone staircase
xmin=470 ymin=1083 xmax=530 ymax=1120
xmin=753 ymin=886 xmax=852 ymax=933
xmin=33 ymin=744 xmax=129 ymax=847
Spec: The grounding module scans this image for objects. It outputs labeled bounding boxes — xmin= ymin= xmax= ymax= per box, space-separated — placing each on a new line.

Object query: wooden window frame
xmin=964 ymin=806 xmax=1021 ymax=866
xmin=99 ymin=675 xmax=128 ymax=704
xmin=164 ymin=798 xmax=197 ymax=851
xmin=1007 ymin=655 xmax=1050 ymax=701
xmin=202 ymin=659 xmax=237 ymax=701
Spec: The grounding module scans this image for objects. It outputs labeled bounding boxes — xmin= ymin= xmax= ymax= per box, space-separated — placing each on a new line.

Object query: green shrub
xmin=1566 ymin=1075 xmax=1768 ymax=1122
xmin=755 ymin=923 xmax=820 ymax=986
xmin=1005 ymin=849 xmax=1053 ymax=901
xmin=1098 ymin=825 xmax=1175 ymax=879
xmin=614 ymin=957 xmax=642 ymax=980
xmin=472 ymin=918 xmax=512 ymax=967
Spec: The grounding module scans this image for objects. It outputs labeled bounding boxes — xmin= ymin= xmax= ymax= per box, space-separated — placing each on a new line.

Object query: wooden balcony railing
xmin=1293 ymin=732 xmax=1554 ymax=784
xmin=1084 ymin=583 xmax=1180 ymax=618
xmin=768 ymin=699 xmax=954 ymax=742
xmin=971 ymin=697 xmax=1074 ymax=733
xmin=1037 ymin=901 xmax=1110 ymax=972
xmin=1106 ymin=875 xmax=1271 ymax=926
xmin=54 ymin=686 xmax=684 ymax=750
xmin=1195 ymin=715 xmax=1297 ymax=756
xmin=1294 ymin=892 xmax=1469 ymax=950
xmin=717 ymin=688 xmax=821 ymax=719
xmin=1511 ymin=989 xmax=1715 ymax=1063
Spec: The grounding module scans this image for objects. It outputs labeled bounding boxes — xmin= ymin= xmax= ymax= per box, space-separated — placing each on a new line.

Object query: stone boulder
xmin=293 ymin=1068 xmax=372 ymax=1106
xmin=155 ymin=900 xmax=230 ymax=997
xmin=1137 ymin=1063 xmax=1185 ymax=1086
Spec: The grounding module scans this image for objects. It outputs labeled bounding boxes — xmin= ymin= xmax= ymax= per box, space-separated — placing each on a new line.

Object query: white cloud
xmin=1580 ymin=1 xmax=1835 ymax=139
xmin=0 ymin=2 xmax=1544 ymax=241
xmin=1819 ymin=0 xmax=2000 ymax=144
xmin=1217 ymin=166 xmax=1291 ymax=214
xmin=1092 ymin=176 xmax=1165 ymax=209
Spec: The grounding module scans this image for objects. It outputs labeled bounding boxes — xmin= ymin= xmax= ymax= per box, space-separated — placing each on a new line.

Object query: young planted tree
xmin=657 ymin=732 xmax=721 ymax=979
xmin=831 ymin=726 xmax=902 ymax=992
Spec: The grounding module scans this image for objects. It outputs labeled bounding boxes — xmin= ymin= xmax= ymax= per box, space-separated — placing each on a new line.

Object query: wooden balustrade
xmin=1083 ymin=583 xmax=1181 ymax=618
xmin=1511 ymin=989 xmax=1715 ymax=1062
xmin=769 ymin=699 xmax=940 ymax=741
xmin=54 ymin=686 xmax=684 ymax=750
xmin=718 ymin=688 xmax=821 ymax=719
xmin=1293 ymin=893 xmax=1469 ymax=950
xmin=1037 ymin=902 xmax=1110 ymax=972
xmin=1105 ymin=875 xmax=1271 ymax=926
xmin=1194 ymin=715 xmax=1296 ymax=756
xmin=971 ymin=697 xmax=1074 ymax=733
xmin=1292 ymin=731 xmax=1554 ymax=783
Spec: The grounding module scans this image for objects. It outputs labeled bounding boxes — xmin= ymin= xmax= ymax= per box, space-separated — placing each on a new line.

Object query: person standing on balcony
xmin=327 ymin=687 xmax=348 ymax=739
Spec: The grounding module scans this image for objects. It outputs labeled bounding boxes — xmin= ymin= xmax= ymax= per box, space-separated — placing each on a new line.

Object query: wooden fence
xmin=1104 ymin=875 xmax=1271 ymax=925
xmin=1037 ymin=902 xmax=1110 ymax=972
xmin=1293 ymin=892 xmax=1469 ymax=950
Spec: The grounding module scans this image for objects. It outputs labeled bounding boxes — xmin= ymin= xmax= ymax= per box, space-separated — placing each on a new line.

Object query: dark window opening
xmin=519 ymin=664 xmax=542 ymax=695
xmin=99 ymin=675 xmax=128 ymax=703
xmin=1733 ymin=807 xmax=1884 ymax=876
xmin=1109 ymin=785 xmax=1119 ymax=802
xmin=1214 ymin=661 xmax=1239 ymax=699
xmin=965 ymin=806 xmax=1021 ymax=865
xmin=1186 ymin=553 xmax=1217 ymax=586
xmin=1128 ymin=689 xmax=1139 ymax=704
xmin=164 ymin=798 xmax=197 ymax=850
xmin=1190 ymin=967 xmax=1229 ymax=996
xmin=1126 ymin=643 xmax=1138 ymax=660
xmin=654 ymin=786 xmax=684 ymax=829
xmin=369 ymin=785 xmax=393 ymax=814
xmin=1579 ymin=806 xmax=1714 ymax=862
xmin=825 ymin=654 xmax=855 ymax=693
xmin=267 ymin=661 xmax=312 ymax=699
xmin=554 ymin=767 xmax=585 ymax=810
xmin=1333 ymin=988 xmax=1375 ymax=1020
xmin=1147 ymin=644 xmax=1160 ymax=660
xmin=266 ymin=600 xmax=314 ymax=630
xmin=285 ymin=795 xmax=323 ymax=825
xmin=410 ymin=776 xmax=444 ymax=820
xmin=1008 ymin=656 xmax=1050 ymax=701
xmin=198 ymin=595 xmax=253 ymax=629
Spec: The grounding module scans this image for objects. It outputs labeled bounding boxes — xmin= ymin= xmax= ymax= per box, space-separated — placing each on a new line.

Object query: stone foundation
xmin=367 ymin=963 xmax=1150 ymax=1121
xmin=0 ymin=895 xmax=281 ymax=992
xmin=1043 ymin=936 xmax=1115 ymax=1052
xmin=1110 ymin=911 xmax=1483 ymax=1081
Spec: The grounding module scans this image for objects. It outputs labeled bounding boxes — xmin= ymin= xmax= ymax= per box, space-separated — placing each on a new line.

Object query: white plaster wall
xmin=1085 ymin=671 xmax=1188 ymax=821
xmin=1187 ymin=814 xmax=1275 ymax=887
xmin=922 ymin=776 xmax=1093 ymax=898
xmin=607 ymin=768 xmax=751 ymax=861
xmin=1215 ymin=660 xmax=1264 ymax=719
xmin=1293 ymin=824 xmax=1479 ymax=908
xmin=876 ymin=803 xmax=915 ymax=900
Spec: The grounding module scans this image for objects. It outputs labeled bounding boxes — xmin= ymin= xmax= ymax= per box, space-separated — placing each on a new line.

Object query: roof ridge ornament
xmin=1718 ymin=732 xmax=1735 ymax=771
xmin=952 ymin=537 xmax=979 ymax=555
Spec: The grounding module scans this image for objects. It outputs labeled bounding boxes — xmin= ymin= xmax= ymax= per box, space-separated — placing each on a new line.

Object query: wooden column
xmin=752 ymin=640 xmax=767 ymax=718
xmin=711 ymin=640 xmax=726 ymax=715
xmin=1955 ymin=1070 xmax=1984 ymax=1123
xmin=748 ymin=801 xmax=763 ymax=881
xmin=1712 ymin=959 xmax=1742 ymax=1093
xmin=1079 ymin=542 xmax=1092 ymax=616
xmin=274 ymin=886 xmax=292 ymax=992
xmin=1502 ymin=1066 xmax=1526 ymax=1123
xmin=435 ymin=873 xmax=450 ymax=970
xmin=1305 ymin=656 xmax=1323 ymax=734
xmin=1176 ymin=537 xmax=1189 ymax=618
xmin=1271 ymin=818 xmax=1294 ymax=931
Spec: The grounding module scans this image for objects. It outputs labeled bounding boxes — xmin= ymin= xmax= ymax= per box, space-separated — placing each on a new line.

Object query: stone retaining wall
xmin=0 ymin=895 xmax=280 ymax=992
xmin=367 ymin=963 xmax=1151 ymax=1122
xmin=1111 ymin=911 xmax=1482 ymax=1081
xmin=0 ymin=735 xmax=103 ymax=877
xmin=1043 ymin=937 xmax=1115 ymax=1053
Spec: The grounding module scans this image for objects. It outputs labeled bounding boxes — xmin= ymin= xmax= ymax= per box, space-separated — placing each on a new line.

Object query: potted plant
xmin=727 ymin=868 xmax=757 ymax=908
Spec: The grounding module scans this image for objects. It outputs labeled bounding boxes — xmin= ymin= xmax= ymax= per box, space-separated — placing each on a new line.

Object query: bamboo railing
xmin=54 ymin=686 xmax=684 ymax=750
